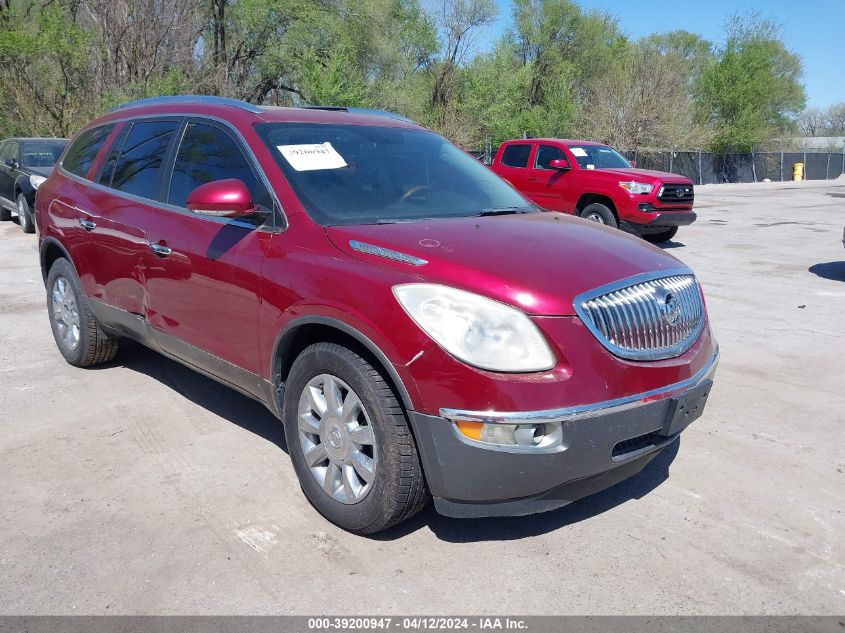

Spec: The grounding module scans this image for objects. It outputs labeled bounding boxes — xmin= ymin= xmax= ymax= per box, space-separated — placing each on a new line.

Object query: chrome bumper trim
xmin=439 ymin=347 xmax=719 ymax=424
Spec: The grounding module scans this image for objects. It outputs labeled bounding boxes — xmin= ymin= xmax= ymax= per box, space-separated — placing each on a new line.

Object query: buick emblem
xmin=662 ymin=292 xmax=681 ymax=326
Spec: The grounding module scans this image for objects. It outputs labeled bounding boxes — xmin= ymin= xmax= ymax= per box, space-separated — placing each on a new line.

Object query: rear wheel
xmin=580 ymin=202 xmax=617 ymax=228
xmin=643 ymin=227 xmax=679 ymax=243
xmin=283 ymin=342 xmax=429 ymax=534
xmin=17 ymin=194 xmax=34 ymax=234
xmin=46 ymin=258 xmax=118 ymax=367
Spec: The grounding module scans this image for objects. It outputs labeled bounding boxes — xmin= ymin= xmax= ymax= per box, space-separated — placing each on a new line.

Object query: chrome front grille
xmin=575 ymin=271 xmax=705 ymax=361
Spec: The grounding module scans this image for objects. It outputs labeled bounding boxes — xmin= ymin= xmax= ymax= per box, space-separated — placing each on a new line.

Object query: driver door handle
xmin=78 ymin=218 xmax=96 ymax=231
xmin=149 ymin=242 xmax=172 ymax=257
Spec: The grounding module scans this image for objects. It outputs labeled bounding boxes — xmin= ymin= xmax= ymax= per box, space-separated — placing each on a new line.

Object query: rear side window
xmin=97 ymin=125 xmax=131 ymax=187
xmin=168 ymin=122 xmax=272 ymax=211
xmin=63 ymin=125 xmax=114 ymax=178
xmin=500 ymin=144 xmax=531 ymax=168
xmin=1 ymin=141 xmax=19 ymax=164
xmin=111 ymin=120 xmax=180 ymax=198
xmin=534 ymin=145 xmax=566 ymax=169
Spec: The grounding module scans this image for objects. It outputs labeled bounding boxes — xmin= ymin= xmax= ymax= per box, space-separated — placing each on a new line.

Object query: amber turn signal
xmin=455 ymin=420 xmax=483 ymax=440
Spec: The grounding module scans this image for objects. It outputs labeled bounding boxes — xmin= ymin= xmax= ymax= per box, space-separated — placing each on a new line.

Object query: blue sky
xmin=489 ymin=0 xmax=844 ymax=108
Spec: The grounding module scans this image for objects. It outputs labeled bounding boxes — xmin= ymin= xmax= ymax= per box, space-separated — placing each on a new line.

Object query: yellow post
xmin=792 ymin=162 xmax=804 ymax=181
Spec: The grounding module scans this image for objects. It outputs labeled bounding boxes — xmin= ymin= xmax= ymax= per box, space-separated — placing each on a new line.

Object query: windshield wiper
xmin=373 ymin=208 xmax=532 ymax=224
xmin=375 ymin=217 xmax=437 ymax=224
xmin=473 ymin=206 xmax=532 ymax=217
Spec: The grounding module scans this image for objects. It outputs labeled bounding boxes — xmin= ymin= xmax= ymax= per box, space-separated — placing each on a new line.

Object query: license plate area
xmin=661 ymin=380 xmax=713 ymax=436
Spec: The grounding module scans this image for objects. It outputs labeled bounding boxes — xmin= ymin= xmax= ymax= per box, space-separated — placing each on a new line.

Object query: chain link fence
xmin=473 ymin=146 xmax=845 ymax=184
xmin=620 ymin=149 xmax=845 ymax=184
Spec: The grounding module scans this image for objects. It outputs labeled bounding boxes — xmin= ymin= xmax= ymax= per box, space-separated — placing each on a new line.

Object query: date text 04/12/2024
xmin=307 ymin=617 xmax=528 ymax=630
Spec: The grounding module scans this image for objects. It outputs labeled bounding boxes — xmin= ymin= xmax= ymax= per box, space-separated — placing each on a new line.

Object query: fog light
xmin=455 ymin=420 xmax=546 ymax=447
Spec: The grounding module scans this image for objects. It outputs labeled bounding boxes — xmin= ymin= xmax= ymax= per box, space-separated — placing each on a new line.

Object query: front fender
xmin=270 ymin=312 xmax=427 ymax=411
xmin=15 ymin=175 xmax=36 ymax=202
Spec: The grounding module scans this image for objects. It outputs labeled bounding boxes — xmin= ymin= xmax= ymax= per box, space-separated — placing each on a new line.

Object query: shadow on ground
xmin=110 ymin=342 xmax=288 ymax=453
xmin=98 ymin=342 xmax=679 ymax=542
xmin=809 ymin=261 xmax=845 ymax=282
xmin=658 ymin=240 xmax=685 ymax=250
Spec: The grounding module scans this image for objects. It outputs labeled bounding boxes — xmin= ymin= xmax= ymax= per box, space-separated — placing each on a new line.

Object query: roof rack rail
xmin=110 ymin=95 xmax=263 ymax=114
xmin=302 ymin=105 xmax=348 ymax=112
xmin=301 ymin=105 xmax=415 ymax=124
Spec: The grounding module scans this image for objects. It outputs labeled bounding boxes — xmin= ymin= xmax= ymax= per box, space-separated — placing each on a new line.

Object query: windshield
xmin=256 ymin=123 xmax=533 ymax=225
xmin=20 ymin=140 xmax=68 ymax=168
xmin=566 ymin=144 xmax=631 ymax=170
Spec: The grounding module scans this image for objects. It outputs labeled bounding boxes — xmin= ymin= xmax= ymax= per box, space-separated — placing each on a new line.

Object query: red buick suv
xmin=37 ymin=96 xmax=718 ymax=533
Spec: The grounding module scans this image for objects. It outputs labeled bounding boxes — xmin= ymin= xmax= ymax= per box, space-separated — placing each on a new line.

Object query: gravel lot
xmin=0 ymin=179 xmax=843 ymax=615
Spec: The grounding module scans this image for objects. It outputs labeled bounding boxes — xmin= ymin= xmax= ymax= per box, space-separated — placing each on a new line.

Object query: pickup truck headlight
xmin=29 ymin=175 xmax=46 ymax=189
xmin=393 ymin=283 xmax=555 ymax=372
xmin=619 ymin=181 xmax=653 ymax=194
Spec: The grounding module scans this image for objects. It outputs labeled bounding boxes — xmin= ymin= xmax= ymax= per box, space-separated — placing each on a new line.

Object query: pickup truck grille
xmin=575 ymin=273 xmax=705 ymax=361
xmin=657 ymin=184 xmax=694 ymax=204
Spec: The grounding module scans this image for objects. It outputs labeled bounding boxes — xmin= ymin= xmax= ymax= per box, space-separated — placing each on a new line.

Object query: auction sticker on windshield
xmin=277 ymin=142 xmax=348 ymax=171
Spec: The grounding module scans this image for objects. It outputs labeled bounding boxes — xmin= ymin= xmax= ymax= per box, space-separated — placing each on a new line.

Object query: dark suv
xmin=37 ymin=96 xmax=717 ymax=534
xmin=0 ymin=137 xmax=69 ymax=233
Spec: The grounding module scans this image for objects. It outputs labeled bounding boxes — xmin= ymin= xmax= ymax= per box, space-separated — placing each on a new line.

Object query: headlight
xmin=393 ymin=284 xmax=555 ymax=372
xmin=618 ymin=181 xmax=653 ymax=194
xmin=29 ymin=175 xmax=46 ymax=189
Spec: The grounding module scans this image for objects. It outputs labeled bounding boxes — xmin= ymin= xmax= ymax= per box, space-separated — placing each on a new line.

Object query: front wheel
xmin=643 ymin=227 xmax=679 ymax=243
xmin=579 ymin=202 xmax=617 ymax=228
xmin=17 ymin=194 xmax=34 ymax=234
xmin=283 ymin=342 xmax=429 ymax=534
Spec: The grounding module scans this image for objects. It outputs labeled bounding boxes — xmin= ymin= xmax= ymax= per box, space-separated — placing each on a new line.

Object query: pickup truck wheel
xmin=46 ymin=258 xmax=118 ymax=367
xmin=580 ymin=203 xmax=617 ymax=228
xmin=284 ymin=342 xmax=429 ymax=534
xmin=643 ymin=227 xmax=679 ymax=243
xmin=17 ymin=194 xmax=34 ymax=234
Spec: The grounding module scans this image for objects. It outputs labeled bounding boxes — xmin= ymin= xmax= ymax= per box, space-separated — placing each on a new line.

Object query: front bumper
xmin=408 ymin=348 xmax=718 ymax=518
xmin=620 ymin=211 xmax=697 ymax=235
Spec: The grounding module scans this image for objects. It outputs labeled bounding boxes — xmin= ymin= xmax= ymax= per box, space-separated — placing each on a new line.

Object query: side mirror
xmin=5 ymin=158 xmax=17 ymax=168
xmin=629 ymin=160 xmax=638 ymax=168
xmin=549 ymin=158 xmax=570 ymax=170
xmin=186 ymin=179 xmax=255 ymax=218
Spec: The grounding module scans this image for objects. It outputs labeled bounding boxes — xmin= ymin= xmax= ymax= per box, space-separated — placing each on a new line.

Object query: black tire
xmin=17 ymin=194 xmax=34 ymax=234
xmin=579 ymin=202 xmax=617 ymax=228
xmin=46 ymin=257 xmax=118 ymax=367
xmin=643 ymin=227 xmax=679 ymax=243
xmin=283 ymin=342 xmax=429 ymax=534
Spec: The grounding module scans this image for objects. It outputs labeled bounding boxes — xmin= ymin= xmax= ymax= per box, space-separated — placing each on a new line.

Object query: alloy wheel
xmin=297 ymin=374 xmax=377 ymax=504
xmin=585 ymin=212 xmax=605 ymax=224
xmin=17 ymin=198 xmax=29 ymax=232
xmin=51 ymin=276 xmax=80 ymax=351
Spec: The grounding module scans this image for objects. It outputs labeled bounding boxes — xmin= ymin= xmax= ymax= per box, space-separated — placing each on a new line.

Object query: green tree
xmin=697 ymin=15 xmax=805 ymax=152
xmin=0 ymin=3 xmax=94 ymax=136
xmin=578 ymin=33 xmax=714 ymax=149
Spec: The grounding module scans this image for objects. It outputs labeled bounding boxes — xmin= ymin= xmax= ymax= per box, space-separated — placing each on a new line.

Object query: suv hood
xmin=327 ymin=213 xmax=686 ymax=316
xmin=602 ymin=167 xmax=692 ymax=184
